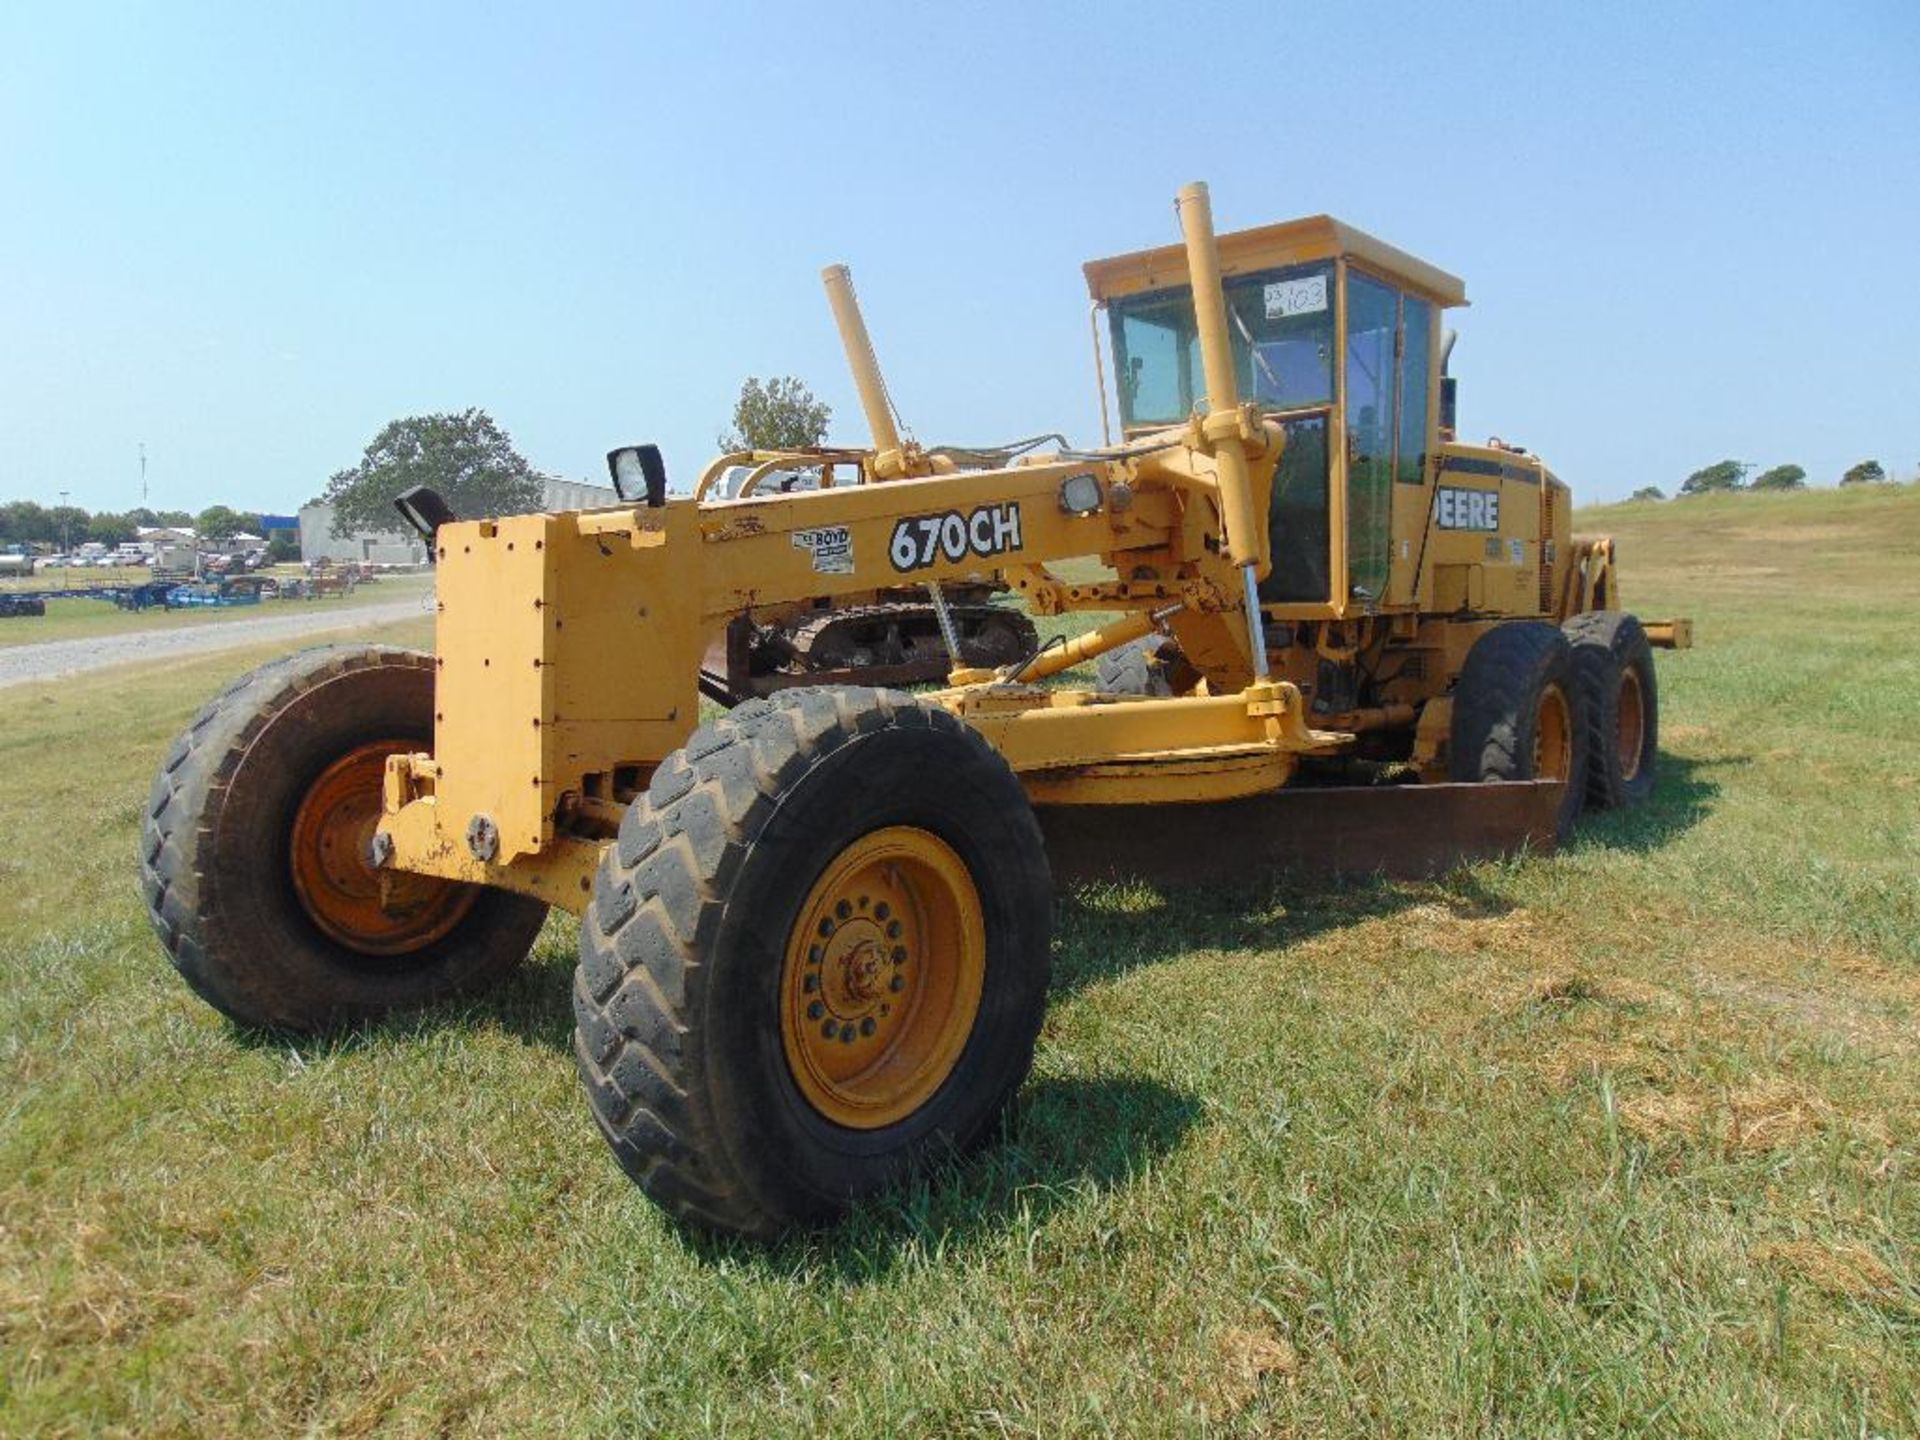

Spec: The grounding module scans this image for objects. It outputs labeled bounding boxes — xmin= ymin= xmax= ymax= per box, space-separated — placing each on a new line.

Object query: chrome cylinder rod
xmin=1242 ymin=563 xmax=1271 ymax=681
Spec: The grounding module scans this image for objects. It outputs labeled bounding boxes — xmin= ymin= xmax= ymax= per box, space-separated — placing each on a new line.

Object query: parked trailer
xmin=166 ymin=584 xmax=263 ymax=609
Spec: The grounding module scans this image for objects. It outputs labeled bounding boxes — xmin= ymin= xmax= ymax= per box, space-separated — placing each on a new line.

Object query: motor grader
xmin=143 ymin=182 xmax=1687 ymax=1238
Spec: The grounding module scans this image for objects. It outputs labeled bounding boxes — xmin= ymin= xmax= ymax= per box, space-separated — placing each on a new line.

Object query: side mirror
xmin=607 ymin=444 xmax=668 ymax=507
xmin=393 ymin=486 xmax=459 ymax=540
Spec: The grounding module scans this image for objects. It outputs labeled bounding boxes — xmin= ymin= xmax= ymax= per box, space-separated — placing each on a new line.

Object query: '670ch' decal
xmin=888 ymin=502 xmax=1024 ymax=572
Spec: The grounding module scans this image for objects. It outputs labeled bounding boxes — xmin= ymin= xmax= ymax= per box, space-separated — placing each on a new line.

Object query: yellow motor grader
xmin=143 ymin=183 xmax=1687 ymax=1236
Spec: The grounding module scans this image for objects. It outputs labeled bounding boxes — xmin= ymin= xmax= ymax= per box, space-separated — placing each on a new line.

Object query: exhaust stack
xmin=1175 ymin=180 xmax=1273 ymax=678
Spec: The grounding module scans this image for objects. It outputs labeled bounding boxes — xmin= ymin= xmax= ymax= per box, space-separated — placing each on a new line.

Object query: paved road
xmin=0 ymin=595 xmax=432 ymax=689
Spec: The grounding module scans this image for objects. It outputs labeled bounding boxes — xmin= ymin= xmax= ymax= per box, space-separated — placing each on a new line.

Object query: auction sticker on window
xmin=792 ymin=525 xmax=854 ymax=574
xmin=1264 ymin=274 xmax=1328 ymax=319
xmin=889 ymin=503 xmax=1023 ymax=572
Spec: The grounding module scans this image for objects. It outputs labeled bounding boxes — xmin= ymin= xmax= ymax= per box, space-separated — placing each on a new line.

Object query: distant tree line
xmin=1629 ymin=457 xmax=1905 ymax=502
xmin=0 ymin=501 xmax=271 ymax=550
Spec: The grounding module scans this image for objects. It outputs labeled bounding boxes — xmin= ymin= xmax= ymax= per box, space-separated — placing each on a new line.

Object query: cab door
xmin=1343 ymin=272 xmax=1398 ymax=608
xmin=1386 ymin=291 xmax=1436 ymax=607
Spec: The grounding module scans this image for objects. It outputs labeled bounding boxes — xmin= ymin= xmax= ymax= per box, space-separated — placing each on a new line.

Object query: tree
xmin=1679 ymin=460 xmax=1746 ymax=496
xmin=1629 ymin=485 xmax=1665 ymax=502
xmin=323 ymin=409 xmax=547 ymax=537
xmin=1750 ymin=464 xmax=1806 ymax=492
xmin=47 ymin=506 xmax=90 ymax=552
xmin=195 ymin=505 xmax=250 ymax=544
xmin=154 ymin=509 xmax=194 ymax=528
xmin=87 ymin=511 xmax=137 ymax=546
xmin=0 ymin=500 xmax=51 ymax=547
xmin=267 ymin=531 xmax=301 ymax=563
xmin=1840 ymin=460 xmax=1886 ymax=487
xmin=717 ymin=376 xmax=831 ymax=452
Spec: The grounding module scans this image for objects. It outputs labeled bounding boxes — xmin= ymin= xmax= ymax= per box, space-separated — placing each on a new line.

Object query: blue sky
xmin=2 ymin=1 xmax=1915 ymax=514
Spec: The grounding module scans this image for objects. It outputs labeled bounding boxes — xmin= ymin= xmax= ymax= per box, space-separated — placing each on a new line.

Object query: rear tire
xmin=1449 ymin=622 xmax=1589 ymax=840
xmin=1563 ymin=611 xmax=1658 ymax=808
xmin=573 ymin=687 xmax=1053 ymax=1238
xmin=142 ymin=646 xmax=549 ymax=1031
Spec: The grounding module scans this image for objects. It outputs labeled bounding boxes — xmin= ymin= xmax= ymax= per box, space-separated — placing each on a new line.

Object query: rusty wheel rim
xmin=289 ymin=739 xmax=477 ymax=956
xmin=780 ymin=826 xmax=986 ymax=1130
xmin=1616 ymin=667 xmax=1646 ymax=782
xmin=1534 ymin=682 xmax=1573 ymax=782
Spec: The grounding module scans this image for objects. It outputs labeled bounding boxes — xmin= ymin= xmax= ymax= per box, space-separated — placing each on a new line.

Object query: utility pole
xmin=140 ymin=443 xmax=148 ymax=506
xmin=59 ymin=489 xmax=70 ymax=555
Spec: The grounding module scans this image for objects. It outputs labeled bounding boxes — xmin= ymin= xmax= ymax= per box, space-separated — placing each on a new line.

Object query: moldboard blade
xmin=1038 ymin=780 xmax=1564 ymax=886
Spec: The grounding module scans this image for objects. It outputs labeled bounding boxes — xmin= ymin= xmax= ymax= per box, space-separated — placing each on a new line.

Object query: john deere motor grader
xmin=143 ymin=183 xmax=1687 ymax=1237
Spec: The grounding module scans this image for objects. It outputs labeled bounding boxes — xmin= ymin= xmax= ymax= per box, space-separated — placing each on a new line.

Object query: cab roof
xmin=1082 ymin=213 xmax=1467 ymax=310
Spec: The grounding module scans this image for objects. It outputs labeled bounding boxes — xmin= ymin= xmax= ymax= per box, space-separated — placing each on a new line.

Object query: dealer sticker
xmin=1264 ymin=274 xmax=1327 ymax=319
xmin=792 ymin=525 xmax=853 ymax=575
xmin=889 ymin=502 xmax=1023 ymax=572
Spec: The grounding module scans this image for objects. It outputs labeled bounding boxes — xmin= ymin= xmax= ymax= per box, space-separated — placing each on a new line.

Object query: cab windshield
xmin=1109 ymin=261 xmax=1334 ymax=428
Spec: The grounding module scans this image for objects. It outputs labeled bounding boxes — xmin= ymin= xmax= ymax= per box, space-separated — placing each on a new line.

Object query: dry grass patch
xmin=1606 ymin=1076 xmax=1831 ymax=1155
xmin=1207 ymin=1320 xmax=1301 ymax=1416
xmin=1755 ymin=1241 xmax=1901 ymax=1303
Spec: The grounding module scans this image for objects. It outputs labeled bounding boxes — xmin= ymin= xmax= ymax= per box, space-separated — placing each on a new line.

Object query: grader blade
xmin=1038 ymin=779 xmax=1564 ymax=887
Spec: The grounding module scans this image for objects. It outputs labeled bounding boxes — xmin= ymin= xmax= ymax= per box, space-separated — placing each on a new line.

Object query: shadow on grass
xmin=224 ymin=931 xmax=581 ymax=1057
xmin=1564 ymin=750 xmax=1729 ymax=855
xmin=1051 ymin=865 xmax=1514 ymax=999
xmin=681 ymin=1071 xmax=1202 ymax=1280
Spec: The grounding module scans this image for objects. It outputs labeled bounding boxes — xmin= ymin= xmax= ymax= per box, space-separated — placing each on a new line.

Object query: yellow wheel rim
xmin=780 ymin=826 xmax=986 ymax=1130
xmin=1616 ymin=667 xmax=1645 ymax=781
xmin=1534 ymin=682 xmax=1573 ymax=781
xmin=289 ymin=739 xmax=478 ymax=956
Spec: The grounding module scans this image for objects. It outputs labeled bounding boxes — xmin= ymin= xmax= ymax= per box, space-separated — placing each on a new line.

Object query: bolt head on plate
xmin=465 ymin=813 xmax=499 ymax=862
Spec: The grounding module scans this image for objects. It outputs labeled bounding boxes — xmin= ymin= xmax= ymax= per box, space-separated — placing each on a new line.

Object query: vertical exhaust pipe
xmin=822 ymin=264 xmax=908 ymax=479
xmin=1439 ymin=328 xmax=1459 ymax=439
xmin=1174 ymin=181 xmax=1272 ymax=679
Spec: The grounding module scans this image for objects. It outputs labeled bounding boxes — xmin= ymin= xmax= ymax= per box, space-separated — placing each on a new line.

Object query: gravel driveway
xmin=0 ymin=595 xmax=433 ymax=690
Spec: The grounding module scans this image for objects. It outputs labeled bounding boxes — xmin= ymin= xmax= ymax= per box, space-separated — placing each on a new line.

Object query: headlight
xmin=1058 ymin=472 xmax=1103 ymax=515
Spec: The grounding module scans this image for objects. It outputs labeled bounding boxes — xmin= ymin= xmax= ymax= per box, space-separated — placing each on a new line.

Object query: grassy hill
xmin=1 ymin=485 xmax=1914 ymax=1436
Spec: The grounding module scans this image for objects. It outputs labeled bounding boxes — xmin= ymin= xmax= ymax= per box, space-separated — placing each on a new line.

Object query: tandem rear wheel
xmin=573 ymin=687 xmax=1053 ymax=1238
xmin=1563 ymin=610 xmax=1660 ymax=809
xmin=1449 ymin=614 xmax=1662 ymax=837
xmin=1450 ymin=620 xmax=1591 ymax=840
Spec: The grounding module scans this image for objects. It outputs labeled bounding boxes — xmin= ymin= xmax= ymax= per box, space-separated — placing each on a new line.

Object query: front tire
xmin=142 ymin=646 xmax=549 ymax=1031
xmin=1449 ymin=621 xmax=1589 ymax=840
xmin=573 ymin=687 xmax=1053 ymax=1238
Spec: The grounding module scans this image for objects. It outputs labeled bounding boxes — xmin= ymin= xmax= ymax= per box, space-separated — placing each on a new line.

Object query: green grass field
xmin=2 ymin=486 xmax=1914 ymax=1436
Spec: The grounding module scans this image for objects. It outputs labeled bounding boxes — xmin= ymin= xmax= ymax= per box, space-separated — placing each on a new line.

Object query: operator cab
xmin=1084 ymin=216 xmax=1466 ymax=617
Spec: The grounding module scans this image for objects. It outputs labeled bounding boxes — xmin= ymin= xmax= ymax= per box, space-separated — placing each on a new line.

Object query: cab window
xmin=1110 ymin=262 xmax=1334 ymax=428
